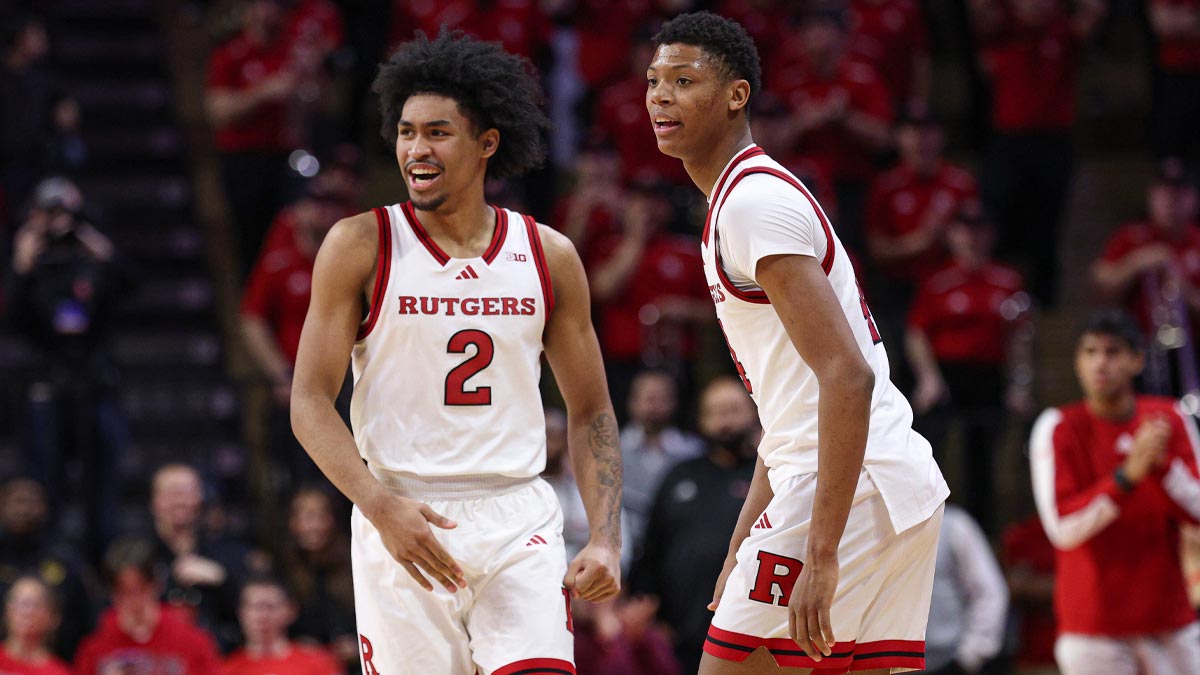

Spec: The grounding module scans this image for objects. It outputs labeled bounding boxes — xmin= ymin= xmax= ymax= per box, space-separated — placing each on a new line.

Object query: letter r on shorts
xmin=748 ymin=550 xmax=803 ymax=606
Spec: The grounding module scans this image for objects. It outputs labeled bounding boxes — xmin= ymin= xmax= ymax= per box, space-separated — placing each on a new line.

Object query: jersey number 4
xmin=445 ymin=329 xmax=494 ymax=406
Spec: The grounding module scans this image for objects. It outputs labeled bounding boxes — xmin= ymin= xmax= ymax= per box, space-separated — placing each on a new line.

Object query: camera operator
xmin=8 ymin=177 xmax=135 ymax=562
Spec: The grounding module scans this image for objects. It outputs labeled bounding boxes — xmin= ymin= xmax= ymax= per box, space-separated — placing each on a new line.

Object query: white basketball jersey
xmin=350 ymin=203 xmax=553 ymax=478
xmin=702 ymin=146 xmax=948 ymax=533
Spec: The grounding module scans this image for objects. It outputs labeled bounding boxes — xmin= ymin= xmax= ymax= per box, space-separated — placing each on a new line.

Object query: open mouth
xmin=407 ymin=164 xmax=443 ymax=190
xmin=652 ymin=116 xmax=682 ymax=137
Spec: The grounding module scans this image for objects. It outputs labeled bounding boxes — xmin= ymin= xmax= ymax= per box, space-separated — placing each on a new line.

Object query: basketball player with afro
xmin=292 ymin=31 xmax=622 ymax=675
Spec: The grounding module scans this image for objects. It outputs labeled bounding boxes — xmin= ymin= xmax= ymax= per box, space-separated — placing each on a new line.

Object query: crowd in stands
xmin=4 ymin=0 xmax=1200 ymax=673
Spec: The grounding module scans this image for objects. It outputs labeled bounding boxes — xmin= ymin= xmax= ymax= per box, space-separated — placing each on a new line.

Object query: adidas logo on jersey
xmin=525 ymin=534 xmax=547 ymax=547
xmin=455 ymin=265 xmax=480 ymax=280
xmin=752 ymin=513 xmax=773 ymax=530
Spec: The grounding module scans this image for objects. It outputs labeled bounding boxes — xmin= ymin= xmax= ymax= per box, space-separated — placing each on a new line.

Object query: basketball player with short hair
xmin=291 ymin=31 xmax=622 ymax=675
xmin=645 ymin=12 xmax=949 ymax=674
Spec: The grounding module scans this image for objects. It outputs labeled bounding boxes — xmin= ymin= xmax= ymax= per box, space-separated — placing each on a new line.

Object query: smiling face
xmin=645 ymin=43 xmax=748 ymax=162
xmin=395 ymin=94 xmax=498 ymax=212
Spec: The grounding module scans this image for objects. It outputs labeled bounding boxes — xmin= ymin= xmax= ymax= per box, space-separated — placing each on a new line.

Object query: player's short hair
xmin=372 ymin=30 xmax=551 ymax=179
xmin=653 ymin=11 xmax=762 ymax=103
xmin=1080 ymin=309 xmax=1143 ymax=352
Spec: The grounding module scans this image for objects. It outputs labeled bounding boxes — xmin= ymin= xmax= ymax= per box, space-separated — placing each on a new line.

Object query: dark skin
xmin=647 ymin=44 xmax=879 ymax=674
xmin=291 ymin=93 xmax=621 ymax=603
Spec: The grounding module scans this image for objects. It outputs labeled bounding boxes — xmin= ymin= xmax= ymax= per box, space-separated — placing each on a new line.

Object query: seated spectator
xmin=278 ymin=487 xmax=356 ymax=667
xmin=572 ymin=594 xmax=681 ymax=675
xmin=1091 ymin=160 xmax=1200 ymax=396
xmin=972 ymin=0 xmax=1106 ymax=305
xmin=587 ymin=178 xmax=709 ymax=415
xmin=768 ymin=3 xmax=894 ymax=255
xmin=74 ymin=538 xmax=219 ymax=675
xmin=867 ymin=110 xmax=978 ymax=383
xmin=1001 ymin=514 xmax=1057 ymax=673
xmin=848 ymin=0 xmax=932 ymax=111
xmin=0 ymin=477 xmax=95 ymax=661
xmin=906 ymin=204 xmax=1032 ymax=533
xmin=620 ymin=370 xmax=704 ymax=547
xmin=9 ymin=177 xmax=132 ymax=558
xmin=554 ymin=135 xmax=622 ymax=257
xmin=0 ymin=576 xmax=70 ymax=675
xmin=222 ymin=576 xmax=340 ymax=675
xmin=1149 ymin=0 xmax=1200 ymax=166
xmin=147 ymin=464 xmax=251 ymax=650
xmin=923 ymin=505 xmax=1009 ymax=675
xmin=206 ymin=0 xmax=303 ymax=274
xmin=629 ymin=377 xmax=760 ymax=674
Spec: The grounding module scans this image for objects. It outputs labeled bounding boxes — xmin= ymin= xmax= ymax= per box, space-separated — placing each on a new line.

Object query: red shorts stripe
xmin=705 ymin=626 xmax=925 ymax=672
xmin=492 ymin=657 xmax=576 ymax=675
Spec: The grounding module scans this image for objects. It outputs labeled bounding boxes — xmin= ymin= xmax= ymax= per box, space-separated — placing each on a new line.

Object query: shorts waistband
xmin=368 ymin=465 xmax=538 ymax=501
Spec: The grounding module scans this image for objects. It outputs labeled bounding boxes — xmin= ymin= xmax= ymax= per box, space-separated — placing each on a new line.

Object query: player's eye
xmin=431 ymin=129 xmax=447 ymax=136
xmin=647 ymin=77 xmax=658 ymax=87
xmin=399 ymin=128 xmax=414 ymax=137
xmin=677 ymin=77 xmax=691 ymax=86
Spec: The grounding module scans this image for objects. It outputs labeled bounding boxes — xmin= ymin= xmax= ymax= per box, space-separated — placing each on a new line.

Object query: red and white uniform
xmin=1031 ymin=396 xmax=1200 ymax=674
xmin=349 ymin=204 xmax=575 ymax=675
xmin=700 ymin=145 xmax=948 ymax=672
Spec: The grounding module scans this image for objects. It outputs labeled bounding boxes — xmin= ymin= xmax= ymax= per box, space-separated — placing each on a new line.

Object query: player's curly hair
xmin=372 ymin=30 xmax=551 ymax=179
xmin=653 ymin=11 xmax=762 ymax=102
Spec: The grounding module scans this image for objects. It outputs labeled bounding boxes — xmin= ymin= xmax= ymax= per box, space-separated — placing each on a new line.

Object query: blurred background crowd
xmin=1 ymin=0 xmax=1199 ymax=673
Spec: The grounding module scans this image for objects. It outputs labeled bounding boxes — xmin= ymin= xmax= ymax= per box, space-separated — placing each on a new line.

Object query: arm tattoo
xmin=588 ymin=412 xmax=623 ymax=545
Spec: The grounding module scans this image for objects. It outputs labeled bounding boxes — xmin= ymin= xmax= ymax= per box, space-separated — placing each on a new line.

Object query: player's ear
xmin=480 ymin=128 xmax=500 ymax=159
xmin=728 ymin=79 xmax=751 ymax=114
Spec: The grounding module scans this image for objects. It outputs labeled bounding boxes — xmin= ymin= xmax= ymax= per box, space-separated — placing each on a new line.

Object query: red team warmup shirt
xmin=1098 ymin=220 xmax=1200 ymax=332
xmin=74 ymin=608 xmax=220 ymax=675
xmin=978 ymin=12 xmax=1079 ymax=132
xmin=390 ymin=0 xmax=550 ymax=60
xmin=0 ymin=649 xmax=69 ymax=675
xmin=221 ymin=644 xmax=341 ymax=675
xmin=908 ymin=261 xmax=1024 ymax=366
xmin=241 ymin=232 xmax=315 ymax=365
xmin=1031 ymin=396 xmax=1200 ymax=636
xmin=865 ymin=162 xmax=978 ymax=282
xmin=206 ymin=34 xmax=293 ymax=152
xmin=849 ymin=0 xmax=930 ymax=104
xmin=1153 ymin=0 xmax=1200 ymax=71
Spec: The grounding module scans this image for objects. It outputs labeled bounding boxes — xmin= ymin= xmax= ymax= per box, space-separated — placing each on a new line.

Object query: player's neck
xmin=1085 ymin=391 xmax=1136 ymax=420
xmin=413 ymin=194 xmax=496 ymax=257
xmin=4 ymin=636 xmax=48 ymax=662
xmin=691 ymin=127 xmax=755 ymax=200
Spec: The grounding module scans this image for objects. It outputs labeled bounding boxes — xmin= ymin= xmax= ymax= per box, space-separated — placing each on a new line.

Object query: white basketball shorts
xmin=351 ymin=473 xmax=575 ymax=675
xmin=705 ymin=469 xmax=944 ymax=674
xmin=1055 ymin=622 xmax=1200 ymax=675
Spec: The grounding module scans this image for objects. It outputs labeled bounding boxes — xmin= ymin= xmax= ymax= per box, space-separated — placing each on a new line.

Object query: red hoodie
xmin=73 ymin=606 xmax=219 ymax=675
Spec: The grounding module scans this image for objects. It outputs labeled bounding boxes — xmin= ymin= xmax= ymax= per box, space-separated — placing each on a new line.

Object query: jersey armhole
xmin=523 ymin=214 xmax=555 ymax=318
xmin=356 ymin=207 xmax=392 ymax=342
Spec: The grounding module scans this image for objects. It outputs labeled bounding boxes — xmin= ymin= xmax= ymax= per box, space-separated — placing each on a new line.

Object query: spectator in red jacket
xmin=1030 ymin=309 xmax=1200 ymax=675
xmin=74 ymin=539 xmax=220 ymax=675
xmin=848 ymin=0 xmax=932 ymax=110
xmin=0 ymin=577 xmax=70 ymax=675
xmin=1149 ymin=0 xmax=1200 ymax=167
xmin=971 ymin=0 xmax=1106 ymax=306
xmin=221 ymin=576 xmax=341 ymax=675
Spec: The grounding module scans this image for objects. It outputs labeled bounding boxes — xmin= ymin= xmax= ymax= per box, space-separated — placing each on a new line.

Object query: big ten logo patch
xmin=506 ymin=252 xmax=528 ymax=262
xmin=748 ymin=551 xmax=803 ymax=606
xmin=361 ymin=634 xmax=380 ymax=674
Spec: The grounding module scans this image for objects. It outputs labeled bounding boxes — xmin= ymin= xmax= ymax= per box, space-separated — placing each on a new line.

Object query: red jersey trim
xmin=482 ymin=204 xmax=508 ymax=264
xmin=524 ymin=215 xmax=555 ymax=318
xmin=492 ymin=657 xmax=576 ymax=675
xmin=703 ymin=145 xmax=767 ymax=247
xmin=356 ymin=207 xmax=392 ymax=341
xmin=704 ymin=626 xmax=924 ymax=671
xmin=401 ymin=201 xmax=450 ymax=266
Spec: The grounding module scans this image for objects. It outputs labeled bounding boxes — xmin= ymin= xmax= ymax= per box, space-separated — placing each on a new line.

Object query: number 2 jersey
xmin=350 ymin=202 xmax=553 ymax=478
xmin=703 ymin=146 xmax=949 ymax=534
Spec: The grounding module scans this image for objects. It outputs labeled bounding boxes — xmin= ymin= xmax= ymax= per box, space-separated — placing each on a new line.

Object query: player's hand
xmin=707 ymin=555 xmax=738 ymax=611
xmin=1125 ymin=416 xmax=1172 ymax=483
xmin=365 ymin=493 xmax=465 ymax=593
xmin=564 ymin=541 xmax=620 ymax=603
xmin=788 ymin=554 xmax=838 ymax=662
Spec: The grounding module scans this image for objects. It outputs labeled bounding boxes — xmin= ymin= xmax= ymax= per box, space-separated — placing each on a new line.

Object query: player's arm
xmin=540 ymin=224 xmax=622 ymax=603
xmin=708 ymin=454 xmax=773 ymax=611
xmin=756 ymin=253 xmax=875 ymax=661
xmin=291 ymin=212 xmax=465 ymax=593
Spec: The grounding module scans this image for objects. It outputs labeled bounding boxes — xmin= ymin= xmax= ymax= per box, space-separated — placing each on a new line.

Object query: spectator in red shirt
xmin=74 ymin=538 xmax=220 ymax=675
xmin=1092 ymin=161 xmax=1200 ymax=396
xmin=768 ymin=4 xmax=894 ymax=256
xmin=1030 ymin=309 xmax=1200 ymax=674
xmin=572 ymin=594 xmax=682 ymax=675
xmin=1001 ymin=514 xmax=1058 ymax=672
xmin=849 ymin=0 xmax=932 ymax=110
xmin=554 ymin=135 xmax=623 ymax=260
xmin=206 ymin=0 xmax=303 ymax=275
xmin=222 ymin=576 xmax=341 ymax=675
xmin=866 ymin=110 xmax=978 ymax=378
xmin=971 ymin=0 xmax=1106 ymax=306
xmin=907 ymin=204 xmax=1033 ymax=532
xmin=390 ymin=0 xmax=550 ymax=62
xmin=586 ymin=177 xmax=709 ymax=417
xmin=0 ymin=577 xmax=70 ymax=675
xmin=1149 ymin=0 xmax=1200 ymax=166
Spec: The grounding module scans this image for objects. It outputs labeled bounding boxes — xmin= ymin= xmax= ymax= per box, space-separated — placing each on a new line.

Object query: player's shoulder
xmin=323 ymin=209 xmax=381 ymax=253
xmin=722 ymin=166 xmax=817 ymax=216
xmin=534 ymin=220 xmax=577 ymax=262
